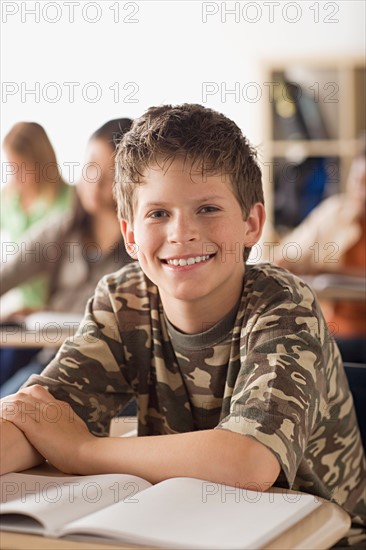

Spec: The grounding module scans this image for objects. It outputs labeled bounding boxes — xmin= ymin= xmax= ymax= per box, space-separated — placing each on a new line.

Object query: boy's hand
xmin=0 ymin=385 xmax=96 ymax=474
xmin=0 ymin=417 xmax=44 ymax=475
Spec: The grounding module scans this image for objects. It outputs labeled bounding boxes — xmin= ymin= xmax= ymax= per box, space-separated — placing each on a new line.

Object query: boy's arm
xmin=0 ymin=418 xmax=44 ymax=475
xmin=2 ymin=386 xmax=279 ymax=489
xmin=81 ymin=427 xmax=281 ymax=490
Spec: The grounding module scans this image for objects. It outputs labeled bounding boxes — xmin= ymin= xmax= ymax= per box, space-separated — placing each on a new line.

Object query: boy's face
xmin=121 ymin=158 xmax=265 ymax=312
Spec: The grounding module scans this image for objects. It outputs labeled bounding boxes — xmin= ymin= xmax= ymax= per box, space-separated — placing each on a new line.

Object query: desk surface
xmin=0 ymin=313 xmax=82 ymax=349
xmin=0 ymin=466 xmax=351 ymax=550
xmin=0 ymin=327 xmax=75 ymax=349
xmin=301 ymin=274 xmax=366 ymax=301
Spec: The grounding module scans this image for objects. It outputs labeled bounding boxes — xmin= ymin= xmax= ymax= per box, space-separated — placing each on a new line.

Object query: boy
xmin=1 ymin=104 xmax=365 ymax=541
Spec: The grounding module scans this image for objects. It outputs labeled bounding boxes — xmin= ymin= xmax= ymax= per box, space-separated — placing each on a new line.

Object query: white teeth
xmin=166 ymin=255 xmax=211 ymax=266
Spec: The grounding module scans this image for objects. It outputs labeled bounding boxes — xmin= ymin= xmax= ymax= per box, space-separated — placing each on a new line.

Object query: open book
xmin=0 ymin=472 xmax=320 ymax=549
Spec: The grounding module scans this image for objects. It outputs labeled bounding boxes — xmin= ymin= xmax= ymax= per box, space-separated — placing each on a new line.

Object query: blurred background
xmin=1 ymin=1 xmax=365 ymax=198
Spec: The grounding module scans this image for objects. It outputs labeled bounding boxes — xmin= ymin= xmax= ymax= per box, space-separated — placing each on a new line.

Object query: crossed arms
xmin=0 ymin=385 xmax=280 ymax=490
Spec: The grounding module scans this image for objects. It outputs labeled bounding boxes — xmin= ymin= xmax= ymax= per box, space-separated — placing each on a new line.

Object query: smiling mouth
xmin=162 ymin=254 xmax=215 ymax=266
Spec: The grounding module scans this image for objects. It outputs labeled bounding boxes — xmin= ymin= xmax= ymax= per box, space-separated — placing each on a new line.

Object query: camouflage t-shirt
xmin=26 ymin=262 xmax=366 ymax=532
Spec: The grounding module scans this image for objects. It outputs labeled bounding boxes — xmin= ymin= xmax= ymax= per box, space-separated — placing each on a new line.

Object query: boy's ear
xmin=244 ymin=203 xmax=266 ymax=247
xmin=120 ymin=219 xmax=138 ymax=259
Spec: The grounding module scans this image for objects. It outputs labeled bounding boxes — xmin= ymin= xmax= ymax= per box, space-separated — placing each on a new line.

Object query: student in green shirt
xmin=0 ymin=119 xmax=133 ymax=390
xmin=1 ymin=122 xmax=73 ymax=311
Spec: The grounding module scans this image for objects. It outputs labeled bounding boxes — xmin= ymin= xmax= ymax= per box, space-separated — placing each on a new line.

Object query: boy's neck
xmin=159 ymin=278 xmax=244 ymax=335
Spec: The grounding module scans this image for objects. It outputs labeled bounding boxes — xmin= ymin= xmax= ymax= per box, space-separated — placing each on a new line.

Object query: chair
xmin=343 ymin=363 xmax=366 ymax=451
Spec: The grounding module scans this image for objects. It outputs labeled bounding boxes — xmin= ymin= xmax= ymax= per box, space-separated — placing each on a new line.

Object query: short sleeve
xmin=23 ymin=274 xmax=135 ymax=436
xmin=216 ymin=284 xmax=328 ymax=487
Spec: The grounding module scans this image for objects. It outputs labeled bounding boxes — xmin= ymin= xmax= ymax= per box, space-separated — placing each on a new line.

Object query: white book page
xmin=62 ymin=477 xmax=320 ymax=549
xmin=0 ymin=473 xmax=151 ymax=536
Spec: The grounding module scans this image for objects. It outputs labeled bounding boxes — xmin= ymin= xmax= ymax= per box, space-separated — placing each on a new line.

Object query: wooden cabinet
xmin=261 ymin=58 xmax=365 ymax=236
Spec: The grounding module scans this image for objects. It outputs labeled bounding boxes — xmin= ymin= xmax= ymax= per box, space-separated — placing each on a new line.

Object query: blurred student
xmin=274 ymin=137 xmax=366 ymax=363
xmin=0 ymin=119 xmax=133 ymax=393
xmin=1 ymin=122 xmax=73 ymax=311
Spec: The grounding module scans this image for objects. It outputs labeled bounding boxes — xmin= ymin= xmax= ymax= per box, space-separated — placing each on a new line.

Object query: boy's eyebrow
xmin=143 ymin=195 xmax=228 ymax=208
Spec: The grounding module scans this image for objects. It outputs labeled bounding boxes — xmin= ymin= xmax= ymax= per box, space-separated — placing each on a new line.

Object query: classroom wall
xmin=1 ymin=0 xmax=365 ymax=182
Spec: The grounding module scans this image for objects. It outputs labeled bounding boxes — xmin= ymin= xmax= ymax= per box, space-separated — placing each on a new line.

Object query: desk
xmin=0 ymin=313 xmax=82 ymax=349
xmin=0 ymin=326 xmax=77 ymax=349
xmin=0 ymin=465 xmax=351 ymax=550
xmin=301 ymin=274 xmax=366 ymax=301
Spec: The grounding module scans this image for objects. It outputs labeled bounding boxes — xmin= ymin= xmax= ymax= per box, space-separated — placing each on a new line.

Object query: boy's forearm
xmin=0 ymin=418 xmax=44 ymax=475
xmin=77 ymin=428 xmax=280 ymax=490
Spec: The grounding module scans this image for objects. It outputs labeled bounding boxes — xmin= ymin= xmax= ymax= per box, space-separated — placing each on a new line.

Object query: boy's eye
xmin=199 ymin=205 xmax=219 ymax=213
xmin=148 ymin=210 xmax=168 ymax=219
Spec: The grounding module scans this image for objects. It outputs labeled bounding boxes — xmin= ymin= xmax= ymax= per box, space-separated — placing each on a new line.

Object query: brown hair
xmin=91 ymin=118 xmax=133 ymax=151
xmin=3 ymin=121 xmax=65 ymax=195
xmin=114 ymin=103 xmax=264 ymax=225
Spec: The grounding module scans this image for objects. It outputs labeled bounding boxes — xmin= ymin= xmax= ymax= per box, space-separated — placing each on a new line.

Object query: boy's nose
xmin=167 ymin=214 xmax=199 ymax=243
